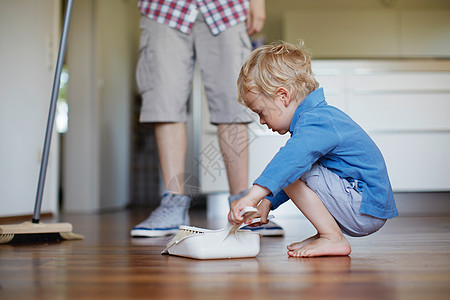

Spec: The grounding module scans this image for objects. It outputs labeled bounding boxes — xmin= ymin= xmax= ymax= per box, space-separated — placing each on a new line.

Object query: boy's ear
xmin=275 ymin=87 xmax=291 ymax=107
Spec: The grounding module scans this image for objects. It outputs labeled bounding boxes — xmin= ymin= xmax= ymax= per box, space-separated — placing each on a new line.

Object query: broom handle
xmin=32 ymin=0 xmax=74 ymax=223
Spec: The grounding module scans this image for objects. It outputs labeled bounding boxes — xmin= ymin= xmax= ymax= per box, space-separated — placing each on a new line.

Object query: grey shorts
xmin=136 ymin=14 xmax=253 ymax=124
xmin=301 ymin=163 xmax=386 ymax=237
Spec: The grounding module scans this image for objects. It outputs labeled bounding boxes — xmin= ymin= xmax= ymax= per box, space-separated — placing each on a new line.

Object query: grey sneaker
xmin=131 ymin=192 xmax=191 ymax=237
xmin=229 ymin=189 xmax=285 ymax=237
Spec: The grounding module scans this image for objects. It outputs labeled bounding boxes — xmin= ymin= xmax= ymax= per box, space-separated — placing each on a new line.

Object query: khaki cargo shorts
xmin=136 ymin=14 xmax=253 ymax=124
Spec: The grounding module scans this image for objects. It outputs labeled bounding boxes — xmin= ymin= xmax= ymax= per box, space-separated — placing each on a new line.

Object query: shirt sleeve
xmin=264 ymin=190 xmax=289 ymax=210
xmin=254 ymin=112 xmax=342 ymax=208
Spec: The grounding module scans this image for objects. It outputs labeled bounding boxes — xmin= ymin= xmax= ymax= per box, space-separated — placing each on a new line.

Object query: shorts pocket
xmin=138 ymin=17 xmax=151 ymax=53
xmin=136 ymin=19 xmax=154 ymax=94
xmin=238 ymin=27 xmax=252 ymax=63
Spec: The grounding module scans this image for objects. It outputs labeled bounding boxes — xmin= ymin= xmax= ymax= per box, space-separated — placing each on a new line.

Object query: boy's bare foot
xmin=287 ymin=233 xmax=319 ymax=250
xmin=287 ymin=234 xmax=351 ymax=257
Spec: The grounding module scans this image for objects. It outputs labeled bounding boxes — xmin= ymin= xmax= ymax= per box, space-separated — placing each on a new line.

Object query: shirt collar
xmin=289 ymin=88 xmax=326 ymax=133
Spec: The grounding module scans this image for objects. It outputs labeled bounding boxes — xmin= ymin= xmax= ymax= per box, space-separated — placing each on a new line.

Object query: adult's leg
xmin=130 ymin=122 xmax=190 ymax=237
xmin=132 ymin=16 xmax=194 ymax=237
xmin=155 ymin=122 xmax=187 ymax=194
xmin=193 ymin=16 xmax=252 ymax=195
xmin=284 ymin=180 xmax=351 ymax=257
xmin=217 ymin=123 xmax=249 ymax=195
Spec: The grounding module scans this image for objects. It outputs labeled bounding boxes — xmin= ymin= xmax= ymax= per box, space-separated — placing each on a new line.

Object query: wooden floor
xmin=1 ymin=207 xmax=450 ymax=300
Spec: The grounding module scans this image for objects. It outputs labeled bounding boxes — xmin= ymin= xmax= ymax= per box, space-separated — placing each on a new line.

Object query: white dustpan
xmin=162 ymin=207 xmax=271 ymax=260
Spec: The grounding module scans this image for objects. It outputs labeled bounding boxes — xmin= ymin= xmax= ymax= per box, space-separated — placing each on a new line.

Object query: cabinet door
xmin=314 ymin=60 xmax=450 ymax=192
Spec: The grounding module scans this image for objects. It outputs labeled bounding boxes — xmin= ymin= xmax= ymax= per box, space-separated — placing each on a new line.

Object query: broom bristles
xmin=0 ymin=222 xmax=84 ymax=244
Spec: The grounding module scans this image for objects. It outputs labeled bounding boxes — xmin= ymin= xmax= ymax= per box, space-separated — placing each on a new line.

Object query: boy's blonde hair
xmin=237 ymin=41 xmax=319 ymax=104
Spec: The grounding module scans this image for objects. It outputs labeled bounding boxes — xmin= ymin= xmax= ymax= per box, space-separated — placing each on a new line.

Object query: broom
xmin=0 ymin=0 xmax=83 ymax=244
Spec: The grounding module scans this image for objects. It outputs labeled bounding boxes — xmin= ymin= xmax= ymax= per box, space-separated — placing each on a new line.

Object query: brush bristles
xmin=59 ymin=232 xmax=84 ymax=240
xmin=0 ymin=232 xmax=84 ymax=244
xmin=0 ymin=234 xmax=14 ymax=244
xmin=166 ymin=228 xmax=205 ymax=249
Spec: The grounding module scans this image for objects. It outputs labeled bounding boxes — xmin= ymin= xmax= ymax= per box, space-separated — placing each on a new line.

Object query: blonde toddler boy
xmin=228 ymin=42 xmax=398 ymax=257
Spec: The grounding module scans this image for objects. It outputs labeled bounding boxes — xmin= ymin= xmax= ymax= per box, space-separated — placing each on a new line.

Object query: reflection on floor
xmin=1 ymin=207 xmax=450 ymax=300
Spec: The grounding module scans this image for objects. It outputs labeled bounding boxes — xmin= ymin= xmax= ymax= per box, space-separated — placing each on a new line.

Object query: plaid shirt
xmin=138 ymin=0 xmax=249 ymax=35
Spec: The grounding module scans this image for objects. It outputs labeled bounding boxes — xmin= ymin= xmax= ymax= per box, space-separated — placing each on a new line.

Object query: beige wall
xmin=261 ymin=0 xmax=450 ymax=52
xmin=0 ymin=0 xmax=140 ymax=217
xmin=0 ymin=0 xmax=60 ymax=217
xmin=64 ymin=0 xmax=140 ymax=213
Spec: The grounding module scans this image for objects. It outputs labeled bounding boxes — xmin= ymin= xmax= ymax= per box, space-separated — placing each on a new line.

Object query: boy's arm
xmin=228 ymin=184 xmax=270 ymax=225
xmin=254 ymin=113 xmax=341 ymax=201
xmin=265 ymin=190 xmax=289 ymax=210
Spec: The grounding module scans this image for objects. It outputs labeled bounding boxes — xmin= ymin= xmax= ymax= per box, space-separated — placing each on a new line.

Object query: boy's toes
xmin=287 ymin=249 xmax=305 ymax=257
xmin=287 ymin=243 xmax=298 ymax=250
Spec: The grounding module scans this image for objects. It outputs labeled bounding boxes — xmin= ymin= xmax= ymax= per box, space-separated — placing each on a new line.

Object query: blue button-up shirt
xmin=254 ymin=88 xmax=398 ymax=219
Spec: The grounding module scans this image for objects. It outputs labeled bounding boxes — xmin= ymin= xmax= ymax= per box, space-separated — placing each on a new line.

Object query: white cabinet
xmin=199 ymin=60 xmax=450 ymax=193
xmin=314 ymin=59 xmax=450 ymax=191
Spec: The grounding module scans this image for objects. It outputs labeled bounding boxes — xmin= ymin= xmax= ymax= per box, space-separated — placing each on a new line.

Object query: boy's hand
xmin=247 ymin=198 xmax=272 ymax=227
xmin=228 ymin=195 xmax=256 ymax=225
xmin=228 ymin=184 xmax=271 ymax=225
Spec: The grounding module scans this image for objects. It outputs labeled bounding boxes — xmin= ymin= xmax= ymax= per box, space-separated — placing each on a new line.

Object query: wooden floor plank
xmin=1 ymin=208 xmax=450 ymax=300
